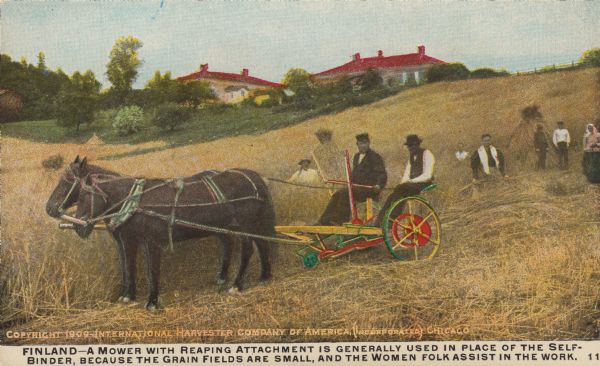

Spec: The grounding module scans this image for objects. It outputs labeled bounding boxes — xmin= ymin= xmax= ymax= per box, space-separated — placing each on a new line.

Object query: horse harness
xmin=80 ymin=170 xmax=264 ymax=252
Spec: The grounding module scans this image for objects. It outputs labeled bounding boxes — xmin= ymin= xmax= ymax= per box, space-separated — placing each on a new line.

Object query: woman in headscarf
xmin=583 ymin=123 xmax=600 ymax=151
xmin=582 ymin=122 xmax=600 ymax=183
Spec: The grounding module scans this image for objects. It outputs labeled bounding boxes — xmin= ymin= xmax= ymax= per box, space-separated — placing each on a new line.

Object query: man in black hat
xmin=317 ymin=133 xmax=387 ymax=225
xmin=373 ymin=134 xmax=435 ymax=226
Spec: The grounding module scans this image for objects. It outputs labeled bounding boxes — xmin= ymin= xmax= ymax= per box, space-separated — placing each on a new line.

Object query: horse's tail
xmin=234 ymin=169 xmax=278 ymax=264
xmin=260 ymin=183 xmax=277 ymax=236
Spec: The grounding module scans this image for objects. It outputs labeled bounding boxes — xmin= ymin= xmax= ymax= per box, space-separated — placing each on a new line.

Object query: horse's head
xmin=46 ymin=156 xmax=90 ymax=218
xmin=73 ymin=175 xmax=109 ymax=239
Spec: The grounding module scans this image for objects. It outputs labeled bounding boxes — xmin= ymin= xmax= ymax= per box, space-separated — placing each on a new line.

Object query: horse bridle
xmin=57 ymin=167 xmax=83 ymax=215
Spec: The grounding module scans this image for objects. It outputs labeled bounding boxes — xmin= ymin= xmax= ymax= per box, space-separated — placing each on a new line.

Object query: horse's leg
xmin=216 ymin=234 xmax=234 ymax=285
xmin=142 ymin=241 xmax=162 ymax=310
xmin=254 ymin=239 xmax=272 ymax=283
xmin=111 ymin=232 xmax=127 ymax=301
xmin=120 ymin=233 xmax=138 ymax=303
xmin=230 ymin=237 xmax=253 ymax=293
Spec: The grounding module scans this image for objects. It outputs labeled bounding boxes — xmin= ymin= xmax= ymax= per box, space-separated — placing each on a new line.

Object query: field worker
xmin=288 ymin=159 xmax=321 ymax=185
xmin=312 ymin=128 xmax=345 ymax=181
xmin=533 ymin=124 xmax=549 ymax=170
xmin=317 ymin=133 xmax=387 ymax=225
xmin=552 ymin=121 xmax=570 ymax=170
xmin=470 ymin=133 xmax=506 ymax=181
xmin=455 ymin=143 xmax=469 ymax=161
xmin=373 ymin=135 xmax=434 ymax=227
xmin=583 ymin=123 xmax=600 ymax=151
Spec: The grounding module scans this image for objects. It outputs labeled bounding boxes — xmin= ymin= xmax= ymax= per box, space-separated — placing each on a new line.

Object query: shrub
xmin=471 ymin=68 xmax=510 ymax=79
xmin=358 ymin=69 xmax=383 ymax=91
xmin=151 ymin=103 xmax=192 ymax=131
xmin=425 ymin=63 xmax=471 ymax=82
xmin=112 ymin=105 xmax=144 ymax=135
xmin=579 ymin=48 xmax=600 ymax=67
xmin=42 ymin=154 xmax=64 ymax=170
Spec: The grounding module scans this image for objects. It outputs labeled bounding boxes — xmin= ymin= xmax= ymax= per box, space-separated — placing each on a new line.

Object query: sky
xmin=1 ymin=1 xmax=599 ymax=89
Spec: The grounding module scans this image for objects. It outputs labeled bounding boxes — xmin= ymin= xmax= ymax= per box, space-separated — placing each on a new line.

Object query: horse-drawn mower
xmin=275 ymin=150 xmax=441 ymax=268
xmin=58 ymin=151 xmax=441 ymax=269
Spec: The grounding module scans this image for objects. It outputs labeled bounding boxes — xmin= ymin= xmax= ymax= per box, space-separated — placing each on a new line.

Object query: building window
xmin=402 ymin=72 xmax=407 ymax=83
xmin=414 ymin=71 xmax=420 ymax=83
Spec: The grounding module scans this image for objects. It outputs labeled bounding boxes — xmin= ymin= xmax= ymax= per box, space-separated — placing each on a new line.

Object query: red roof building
xmin=178 ymin=64 xmax=283 ymax=103
xmin=312 ymin=45 xmax=446 ymax=85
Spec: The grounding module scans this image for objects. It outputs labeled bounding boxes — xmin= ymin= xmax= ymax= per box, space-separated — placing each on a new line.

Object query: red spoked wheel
xmin=383 ymin=196 xmax=441 ymax=260
xmin=391 ymin=213 xmax=432 ymax=247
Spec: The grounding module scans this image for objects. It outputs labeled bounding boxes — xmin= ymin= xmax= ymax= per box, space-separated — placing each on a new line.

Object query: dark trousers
xmin=374 ymin=182 xmax=429 ymax=226
xmin=535 ymin=149 xmax=547 ymax=170
xmin=318 ymin=188 xmax=374 ymax=225
xmin=557 ymin=142 xmax=569 ymax=169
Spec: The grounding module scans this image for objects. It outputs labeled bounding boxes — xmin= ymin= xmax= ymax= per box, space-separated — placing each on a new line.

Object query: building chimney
xmin=353 ymin=53 xmax=361 ymax=61
xmin=200 ymin=63 xmax=209 ymax=72
xmin=377 ymin=50 xmax=383 ymax=58
xmin=417 ymin=45 xmax=425 ymax=57
xmin=241 ymin=68 xmax=249 ymax=77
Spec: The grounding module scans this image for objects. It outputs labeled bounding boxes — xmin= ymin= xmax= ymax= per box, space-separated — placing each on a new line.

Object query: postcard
xmin=1 ymin=1 xmax=599 ymax=365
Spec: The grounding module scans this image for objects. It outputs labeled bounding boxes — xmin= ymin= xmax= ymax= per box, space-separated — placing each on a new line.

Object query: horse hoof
xmin=227 ymin=287 xmax=240 ymax=294
xmin=121 ymin=297 xmax=132 ymax=303
xmin=216 ymin=278 xmax=226 ymax=285
xmin=145 ymin=302 xmax=162 ymax=311
xmin=258 ymin=277 xmax=272 ymax=285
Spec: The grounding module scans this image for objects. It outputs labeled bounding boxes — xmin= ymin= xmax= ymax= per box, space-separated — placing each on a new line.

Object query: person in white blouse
xmin=552 ymin=121 xmax=570 ymax=170
xmin=288 ymin=159 xmax=321 ymax=185
xmin=373 ymin=134 xmax=434 ymax=226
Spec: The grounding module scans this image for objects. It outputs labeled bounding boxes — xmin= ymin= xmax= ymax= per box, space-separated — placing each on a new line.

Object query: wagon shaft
xmin=275 ymin=225 xmax=382 ymax=236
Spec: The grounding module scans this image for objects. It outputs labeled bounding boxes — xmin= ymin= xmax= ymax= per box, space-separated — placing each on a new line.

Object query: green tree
xmin=151 ymin=102 xmax=192 ymax=131
xmin=145 ymin=70 xmax=213 ymax=107
xmin=106 ymin=36 xmax=143 ymax=101
xmin=176 ymin=80 xmax=214 ymax=107
xmin=282 ymin=68 xmax=312 ymax=92
xmin=37 ymin=52 xmax=46 ymax=71
xmin=55 ymin=70 xmax=101 ymax=133
xmin=579 ymin=48 xmax=600 ymax=67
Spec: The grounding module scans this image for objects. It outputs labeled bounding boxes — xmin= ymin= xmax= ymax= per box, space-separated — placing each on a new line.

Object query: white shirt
xmin=401 ymin=149 xmax=435 ymax=183
xmin=455 ymin=150 xmax=469 ymax=161
xmin=357 ymin=153 xmax=366 ymax=164
xmin=288 ymin=168 xmax=321 ymax=185
xmin=553 ymin=128 xmax=570 ymax=146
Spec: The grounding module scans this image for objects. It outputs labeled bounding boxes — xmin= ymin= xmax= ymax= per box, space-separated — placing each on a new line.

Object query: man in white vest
xmin=373 ymin=134 xmax=434 ymax=226
xmin=470 ymin=133 xmax=506 ymax=181
xmin=552 ymin=121 xmax=571 ymax=170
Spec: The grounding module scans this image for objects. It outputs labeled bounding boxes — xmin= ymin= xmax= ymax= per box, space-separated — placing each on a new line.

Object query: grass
xmin=1 ymin=88 xmax=401 ymax=153
xmin=1 ymin=67 xmax=599 ymax=344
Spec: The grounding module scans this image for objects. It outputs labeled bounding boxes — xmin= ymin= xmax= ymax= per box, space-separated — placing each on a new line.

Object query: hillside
xmin=1 ymin=68 xmax=599 ymax=343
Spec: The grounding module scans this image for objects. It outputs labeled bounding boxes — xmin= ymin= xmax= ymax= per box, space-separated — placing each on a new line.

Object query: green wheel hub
xmin=302 ymin=252 xmax=319 ymax=268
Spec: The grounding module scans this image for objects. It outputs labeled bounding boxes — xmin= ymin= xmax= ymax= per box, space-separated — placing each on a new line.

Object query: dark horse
xmin=46 ymin=157 xmax=275 ymax=310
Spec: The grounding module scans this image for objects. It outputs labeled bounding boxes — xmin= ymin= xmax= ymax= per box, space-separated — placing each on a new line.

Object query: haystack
xmin=507 ymin=105 xmax=551 ymax=167
xmin=85 ymin=133 xmax=104 ymax=146
xmin=77 ymin=133 xmax=104 ymax=160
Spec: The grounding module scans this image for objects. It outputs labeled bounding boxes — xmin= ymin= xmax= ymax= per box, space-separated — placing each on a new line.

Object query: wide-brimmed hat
xmin=298 ymin=159 xmax=311 ymax=165
xmin=404 ymin=134 xmax=423 ymax=146
xmin=355 ymin=133 xmax=370 ymax=142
